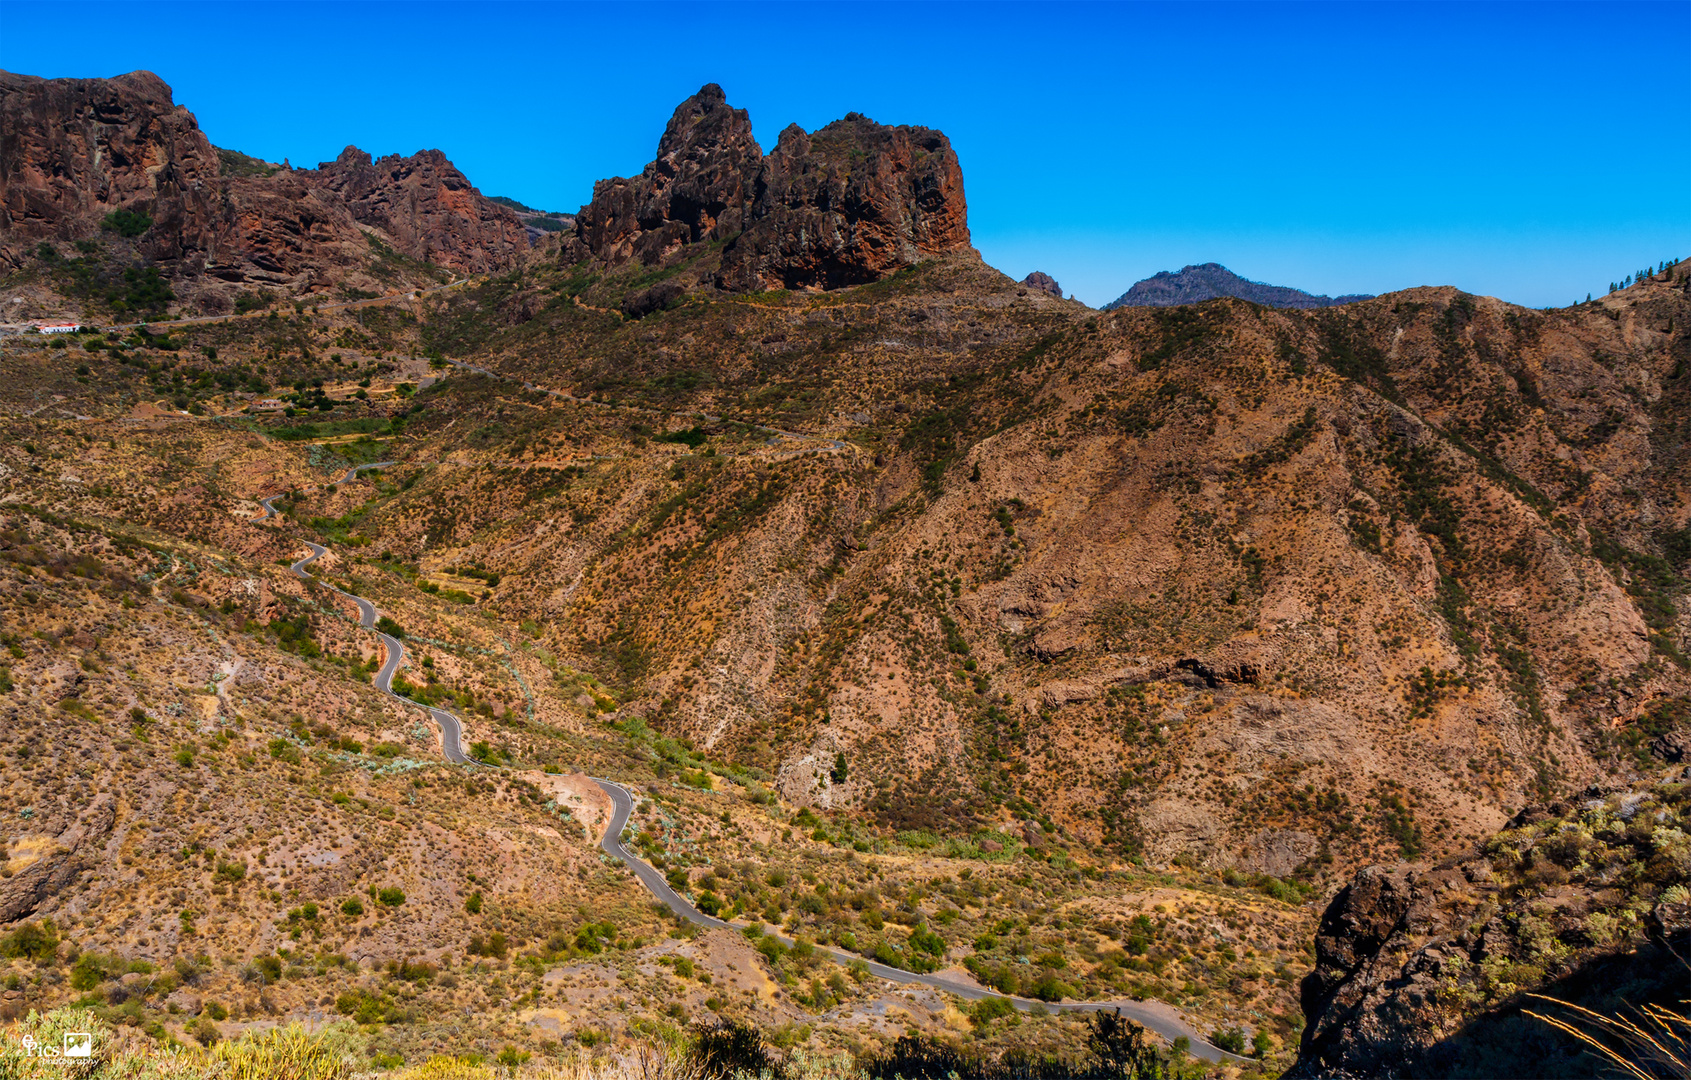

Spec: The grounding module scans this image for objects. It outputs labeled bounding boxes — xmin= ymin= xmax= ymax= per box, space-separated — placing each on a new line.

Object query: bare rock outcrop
xmin=0 ymin=70 xmax=221 ymax=267
xmin=304 ymin=146 xmax=529 ymax=274
xmin=572 ymin=84 xmax=762 ymax=268
xmin=716 ymin=112 xmax=972 ymax=291
xmin=1288 ymin=777 xmax=1691 ymax=1078
xmin=1020 ymin=271 xmax=1063 ymax=298
xmin=1 ymin=69 xmax=527 ymax=293
xmin=0 ymin=792 xmax=116 ymax=924
xmin=564 ymin=84 xmax=972 ymax=292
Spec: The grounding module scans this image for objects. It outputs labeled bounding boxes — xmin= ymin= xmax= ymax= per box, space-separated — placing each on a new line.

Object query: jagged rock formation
xmin=1020 ymin=271 xmax=1063 ymax=298
xmin=564 ymin=84 xmax=972 ymax=292
xmin=0 ymin=69 xmax=526 ymax=301
xmin=1289 ymin=776 xmax=1691 ymax=1078
xmin=305 ymin=147 xmax=528 ymax=274
xmin=1103 ymin=262 xmax=1372 ymax=310
xmin=572 ymin=85 xmax=763 ymax=268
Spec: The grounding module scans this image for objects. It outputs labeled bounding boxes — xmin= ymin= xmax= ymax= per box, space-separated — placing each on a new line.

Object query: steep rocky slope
xmin=305 ymin=147 xmax=529 ymax=274
xmin=400 ymin=256 xmax=1691 ymax=891
xmin=0 ymin=70 xmax=525 ymax=313
xmin=1104 ymin=263 xmax=1373 ymax=310
xmin=0 ymin=70 xmax=228 ymax=270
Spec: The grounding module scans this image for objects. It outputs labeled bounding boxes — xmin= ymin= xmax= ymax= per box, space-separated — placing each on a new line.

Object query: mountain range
xmin=0 ymin=70 xmax=1687 ymax=1080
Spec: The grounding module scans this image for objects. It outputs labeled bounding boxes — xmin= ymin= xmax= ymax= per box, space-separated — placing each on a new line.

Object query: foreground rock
xmin=1290 ymin=775 xmax=1691 ymax=1078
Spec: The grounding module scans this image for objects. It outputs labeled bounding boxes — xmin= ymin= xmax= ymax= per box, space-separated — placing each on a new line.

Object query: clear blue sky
xmin=3 ymin=1 xmax=1687 ymax=307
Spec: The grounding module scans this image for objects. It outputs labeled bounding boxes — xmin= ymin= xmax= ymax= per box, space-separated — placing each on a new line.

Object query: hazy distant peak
xmin=1103 ymin=262 xmax=1372 ymax=310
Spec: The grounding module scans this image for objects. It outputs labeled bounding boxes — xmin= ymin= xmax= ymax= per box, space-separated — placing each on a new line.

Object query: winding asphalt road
xmin=250 ymin=465 xmax=1235 ymax=1062
xmin=254 ymin=463 xmax=470 ymax=764
xmin=589 ymin=779 xmax=1239 ymax=1063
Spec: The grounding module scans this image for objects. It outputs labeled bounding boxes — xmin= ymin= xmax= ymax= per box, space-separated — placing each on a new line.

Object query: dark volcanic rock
xmin=1103 ymin=263 xmax=1372 ymax=310
xmin=566 ymin=85 xmax=972 ymax=292
xmin=0 ymin=794 xmax=114 ymax=924
xmin=1020 ymin=271 xmax=1063 ymax=298
xmin=305 ymin=146 xmax=529 ymax=274
xmin=716 ymin=113 xmax=972 ymax=291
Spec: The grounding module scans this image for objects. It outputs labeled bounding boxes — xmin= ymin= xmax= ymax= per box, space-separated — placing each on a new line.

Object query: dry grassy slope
xmin=395 ymin=255 xmax=1691 ymax=885
xmin=0 ymin=420 xmax=1325 ymax=1060
xmin=0 ymin=494 xmax=660 ymax=1023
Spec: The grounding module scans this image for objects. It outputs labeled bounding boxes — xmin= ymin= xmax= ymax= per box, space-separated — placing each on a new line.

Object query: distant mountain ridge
xmin=1103 ymin=262 xmax=1372 ymax=310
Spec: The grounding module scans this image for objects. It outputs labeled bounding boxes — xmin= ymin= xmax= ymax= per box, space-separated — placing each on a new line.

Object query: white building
xmin=36 ymin=322 xmax=81 ymax=334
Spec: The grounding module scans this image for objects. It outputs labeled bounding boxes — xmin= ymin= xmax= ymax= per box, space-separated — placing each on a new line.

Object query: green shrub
xmin=969 ymin=995 xmax=1016 ymax=1027
xmin=1211 ymin=1027 xmax=1247 ymax=1054
xmin=190 ymin=1015 xmax=222 ymax=1046
xmin=0 ymin=919 xmax=58 ymax=962
xmin=377 ymin=887 xmax=405 ymax=907
xmin=334 ymin=987 xmax=411 ymax=1024
xmin=69 ymin=952 xmax=106 ymax=990
xmin=341 ymin=898 xmax=364 ymax=917
xmin=102 ymin=208 xmax=153 ymax=237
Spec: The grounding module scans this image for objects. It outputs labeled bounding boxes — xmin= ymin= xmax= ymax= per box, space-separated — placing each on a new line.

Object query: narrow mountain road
xmin=254 ymin=463 xmax=469 ymax=763
xmin=591 ymin=779 xmax=1240 ymax=1063
xmin=249 ymin=464 xmax=1238 ymax=1063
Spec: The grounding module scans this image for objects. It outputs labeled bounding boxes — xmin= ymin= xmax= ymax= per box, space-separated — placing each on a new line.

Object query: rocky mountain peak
xmin=566 ymin=85 xmax=972 ymax=292
xmin=572 ymin=83 xmax=762 ymax=270
xmin=654 ymin=83 xmax=754 ymax=164
xmin=1 ymin=70 xmax=530 ymax=295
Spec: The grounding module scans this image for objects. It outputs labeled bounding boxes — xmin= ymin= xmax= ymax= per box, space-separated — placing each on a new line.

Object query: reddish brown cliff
xmin=718 ymin=113 xmax=972 ymax=291
xmin=565 ymin=85 xmax=973 ymax=292
xmin=572 ymin=84 xmax=762 ymax=268
xmin=0 ymin=69 xmax=222 ymax=268
xmin=1 ymin=70 xmax=528 ymax=306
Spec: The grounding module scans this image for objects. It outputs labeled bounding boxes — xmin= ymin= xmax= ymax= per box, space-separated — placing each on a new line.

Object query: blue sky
xmin=3 ymin=1 xmax=1687 ymax=307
